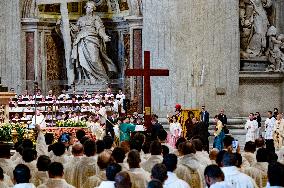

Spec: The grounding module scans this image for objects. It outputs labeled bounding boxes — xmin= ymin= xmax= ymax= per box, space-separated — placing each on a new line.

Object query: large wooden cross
xmin=125 ymin=51 xmax=169 ymax=129
xmin=36 ymin=0 xmax=84 ymax=85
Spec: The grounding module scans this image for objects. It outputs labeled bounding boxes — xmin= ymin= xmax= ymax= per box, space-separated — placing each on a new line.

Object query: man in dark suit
xmin=199 ymin=105 xmax=209 ymax=127
xmin=190 ymin=118 xmax=209 ymax=152
xmin=218 ymin=109 xmax=227 ymax=125
xmin=150 ymin=114 xmax=164 ymax=140
xmin=106 ymin=112 xmax=117 ymax=138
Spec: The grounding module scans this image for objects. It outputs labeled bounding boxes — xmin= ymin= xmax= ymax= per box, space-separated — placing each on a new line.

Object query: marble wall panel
xmin=143 ymin=0 xmax=240 ymax=116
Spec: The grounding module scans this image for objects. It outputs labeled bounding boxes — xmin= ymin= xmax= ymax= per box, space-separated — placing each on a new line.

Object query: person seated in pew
xmin=12 ymin=113 xmax=21 ymax=122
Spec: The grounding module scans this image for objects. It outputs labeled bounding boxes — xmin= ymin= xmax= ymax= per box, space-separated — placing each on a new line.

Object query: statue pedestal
xmin=240 ymin=59 xmax=270 ymax=71
xmin=0 ymin=92 xmax=15 ymax=123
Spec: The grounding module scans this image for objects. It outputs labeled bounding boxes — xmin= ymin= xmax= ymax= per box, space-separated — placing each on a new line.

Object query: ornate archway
xmin=21 ymin=0 xmax=144 ymax=112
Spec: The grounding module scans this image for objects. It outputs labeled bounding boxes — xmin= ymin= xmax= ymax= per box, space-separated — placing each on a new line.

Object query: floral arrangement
xmin=56 ymin=119 xmax=87 ymax=128
xmin=0 ymin=123 xmax=26 ymax=142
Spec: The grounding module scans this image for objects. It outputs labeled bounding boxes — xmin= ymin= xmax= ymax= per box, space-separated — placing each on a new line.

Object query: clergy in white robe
xmin=111 ymin=147 xmax=129 ymax=171
xmin=0 ymin=166 xmax=13 ymax=188
xmin=97 ymin=181 xmax=115 ymax=188
xmin=37 ymin=162 xmax=74 ymax=188
xmin=251 ymin=148 xmax=269 ymax=173
xmin=73 ymin=140 xmax=98 ymax=188
xmin=141 ymin=141 xmax=163 ymax=173
xmin=29 ymin=110 xmax=46 ymax=129
xmin=175 ymin=142 xmax=205 ymax=188
xmin=35 ymin=126 xmax=49 ymax=157
xmin=273 ymin=114 xmax=284 ymax=150
xmin=16 ymin=148 xmax=38 ymax=180
xmin=241 ymin=141 xmax=257 ymax=168
xmin=50 ymin=142 xmax=70 ymax=165
xmin=64 ymin=143 xmax=84 ymax=186
xmin=245 ymin=114 xmax=259 ymax=142
xmin=0 ymin=158 xmax=15 ymax=178
xmin=162 ymin=154 xmax=190 ymax=188
xmin=31 ymin=155 xmax=50 ymax=186
xmin=13 ymin=164 xmax=36 ymax=188
xmin=0 ymin=181 xmax=9 ymax=188
xmin=221 ymin=152 xmax=256 ymax=188
xmin=264 ymin=112 xmax=276 ymax=151
xmin=127 ymin=150 xmax=151 ymax=188
xmin=83 ymin=151 xmax=112 ymax=188
xmin=192 ymin=139 xmax=212 ymax=166
xmin=204 ymin=164 xmax=233 ymax=188
xmin=96 ymin=163 xmax=122 ymax=188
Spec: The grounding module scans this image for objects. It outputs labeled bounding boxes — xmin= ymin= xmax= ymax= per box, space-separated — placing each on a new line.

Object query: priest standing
xmin=245 ymin=113 xmax=258 ymax=142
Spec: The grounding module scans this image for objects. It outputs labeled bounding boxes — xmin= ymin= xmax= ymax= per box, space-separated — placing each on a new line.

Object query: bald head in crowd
xmin=97 ymin=151 xmax=112 ymax=170
xmin=72 ymin=143 xmax=84 ymax=156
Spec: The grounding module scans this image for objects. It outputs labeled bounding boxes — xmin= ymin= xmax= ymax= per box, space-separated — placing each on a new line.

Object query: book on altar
xmin=135 ymin=125 xmax=145 ymax=132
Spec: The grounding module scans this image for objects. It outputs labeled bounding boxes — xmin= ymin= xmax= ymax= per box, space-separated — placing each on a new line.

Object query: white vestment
xmin=83 ymin=170 xmax=106 ymax=188
xmin=251 ymin=162 xmax=269 ymax=174
xmin=245 ymin=119 xmax=259 ymax=142
xmin=37 ymin=178 xmax=75 ymax=188
xmin=241 ymin=152 xmax=257 ymax=168
xmin=0 ymin=181 xmax=9 ymax=188
xmin=118 ymin=162 xmax=129 ymax=171
xmin=273 ymin=120 xmax=284 ymax=150
xmin=50 ymin=154 xmax=70 ymax=166
xmin=0 ymin=158 xmax=15 ymax=178
xmin=13 ymin=183 xmax=36 ymax=188
xmin=97 ymin=181 xmax=115 ymax=188
xmin=2 ymin=174 xmax=13 ymax=187
xmin=175 ymin=154 xmax=205 ymax=188
xmin=128 ymin=168 xmax=151 ymax=188
xmin=74 ymin=155 xmax=97 ymax=188
xmin=64 ymin=156 xmax=82 ymax=186
xmin=195 ymin=151 xmax=211 ymax=166
xmin=31 ymin=171 xmax=49 ymax=187
xmin=36 ymin=131 xmax=48 ymax=156
xmin=163 ymin=171 xmax=190 ymax=188
xmin=222 ymin=166 xmax=256 ymax=188
xmin=243 ymin=166 xmax=267 ymax=188
xmin=16 ymin=159 xmax=37 ymax=179
xmin=141 ymin=155 xmax=163 ymax=173
xmin=265 ymin=117 xmax=276 ymax=139
xmin=210 ymin=181 xmax=234 ymax=188
xmin=30 ymin=114 xmax=46 ymax=128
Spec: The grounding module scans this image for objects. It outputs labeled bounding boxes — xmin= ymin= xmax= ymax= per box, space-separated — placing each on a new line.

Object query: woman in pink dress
xmin=169 ymin=116 xmax=182 ymax=147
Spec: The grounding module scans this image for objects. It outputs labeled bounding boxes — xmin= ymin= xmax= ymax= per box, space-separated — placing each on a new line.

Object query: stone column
xmin=143 ymin=0 xmax=240 ymax=116
xmin=275 ymin=0 xmax=284 ymax=34
xmin=21 ymin=18 xmax=39 ymax=93
xmin=125 ymin=16 xmax=143 ymax=113
xmin=0 ymin=0 xmax=22 ymax=93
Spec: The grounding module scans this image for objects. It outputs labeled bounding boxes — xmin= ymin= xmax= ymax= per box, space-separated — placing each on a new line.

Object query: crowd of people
xmin=7 ymin=88 xmax=132 ymax=131
xmin=0 ymin=112 xmax=283 ymax=188
xmin=3 ymin=88 xmax=284 ymax=187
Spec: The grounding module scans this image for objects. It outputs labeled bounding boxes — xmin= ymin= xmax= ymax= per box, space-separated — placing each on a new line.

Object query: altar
xmin=41 ymin=127 xmax=95 ymax=141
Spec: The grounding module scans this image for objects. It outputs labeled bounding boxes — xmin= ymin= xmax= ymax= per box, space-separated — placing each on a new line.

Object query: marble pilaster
xmin=0 ymin=0 xmax=22 ymax=93
xmin=125 ymin=16 xmax=143 ymax=113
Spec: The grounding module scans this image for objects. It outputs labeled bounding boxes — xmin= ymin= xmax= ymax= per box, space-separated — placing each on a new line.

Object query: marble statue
xmin=266 ymin=26 xmax=284 ymax=71
xmin=240 ymin=0 xmax=272 ymax=58
xmin=71 ymin=1 xmax=117 ymax=83
xmin=22 ymin=0 xmax=37 ymax=18
xmin=130 ymin=0 xmax=142 ymax=16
